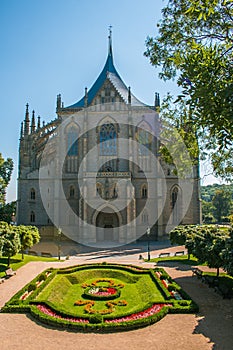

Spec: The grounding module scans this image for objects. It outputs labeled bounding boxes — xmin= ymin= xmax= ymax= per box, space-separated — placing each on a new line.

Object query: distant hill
xmin=201 ymin=183 xmax=233 ymax=202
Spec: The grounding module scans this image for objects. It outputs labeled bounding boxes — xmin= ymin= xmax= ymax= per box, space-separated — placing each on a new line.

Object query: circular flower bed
xmin=83 ymin=286 xmax=121 ymax=300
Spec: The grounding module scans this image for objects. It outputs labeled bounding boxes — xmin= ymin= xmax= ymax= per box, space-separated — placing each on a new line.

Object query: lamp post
xmin=146 ymin=227 xmax=150 ymax=261
xmin=57 ymin=227 xmax=61 ymax=261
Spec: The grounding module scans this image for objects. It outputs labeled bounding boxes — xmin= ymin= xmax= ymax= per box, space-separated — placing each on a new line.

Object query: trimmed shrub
xmin=89 ymin=314 xmax=103 ymax=324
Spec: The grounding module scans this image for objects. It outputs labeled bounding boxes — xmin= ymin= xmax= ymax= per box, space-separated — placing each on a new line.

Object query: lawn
xmin=0 ymin=254 xmax=58 ymax=278
xmin=2 ymin=263 xmax=198 ymax=332
xmin=36 ymin=267 xmax=165 ymax=317
xmin=147 ymin=254 xmax=206 ymax=266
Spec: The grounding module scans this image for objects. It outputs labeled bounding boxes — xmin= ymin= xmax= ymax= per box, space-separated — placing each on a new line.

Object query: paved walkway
xmin=0 ymin=244 xmax=232 ymax=350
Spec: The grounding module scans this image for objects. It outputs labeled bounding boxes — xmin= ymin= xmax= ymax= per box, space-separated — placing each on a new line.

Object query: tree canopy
xmin=0 ymin=153 xmax=13 ymax=205
xmin=145 ymin=0 xmax=233 ymax=180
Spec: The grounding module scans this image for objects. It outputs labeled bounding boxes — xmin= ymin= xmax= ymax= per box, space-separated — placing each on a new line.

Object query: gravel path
xmin=0 ymin=245 xmax=232 ymax=350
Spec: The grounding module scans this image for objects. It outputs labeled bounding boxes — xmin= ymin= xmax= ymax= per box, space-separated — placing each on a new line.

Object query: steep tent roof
xmin=66 ymin=31 xmax=146 ymax=109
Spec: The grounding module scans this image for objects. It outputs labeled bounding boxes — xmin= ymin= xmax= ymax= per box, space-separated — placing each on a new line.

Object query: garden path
xmin=0 ymin=244 xmax=232 ymax=350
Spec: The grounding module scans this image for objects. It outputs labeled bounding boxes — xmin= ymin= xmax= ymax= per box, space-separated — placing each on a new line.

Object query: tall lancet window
xmin=136 ymin=121 xmax=152 ymax=172
xmin=99 ymin=123 xmax=117 ymax=156
xmin=67 ymin=126 xmax=78 ymax=156
xmin=137 ymin=129 xmax=150 ymax=155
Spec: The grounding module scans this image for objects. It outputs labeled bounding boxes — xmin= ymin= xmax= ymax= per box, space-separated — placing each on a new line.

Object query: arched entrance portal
xmin=96 ymin=209 xmax=119 ymax=242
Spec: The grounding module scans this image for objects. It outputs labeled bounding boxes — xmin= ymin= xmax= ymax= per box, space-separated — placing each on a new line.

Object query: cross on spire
xmin=108 ymin=25 xmax=113 ymax=55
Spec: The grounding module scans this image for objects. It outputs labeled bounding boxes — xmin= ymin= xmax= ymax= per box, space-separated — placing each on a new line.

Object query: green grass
xmin=36 ymin=268 xmax=165 ymax=317
xmin=0 ymin=254 xmax=58 ymax=277
xmin=2 ymin=263 xmax=198 ymax=332
xmin=147 ymin=254 xmax=206 ymax=266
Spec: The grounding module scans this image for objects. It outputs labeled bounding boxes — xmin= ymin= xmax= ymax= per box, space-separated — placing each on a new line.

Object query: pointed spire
xmin=154 ymin=92 xmax=160 ymax=108
xmin=31 ymin=110 xmax=36 ymax=133
xmin=20 ymin=122 xmax=24 ymax=139
xmin=108 ymin=25 xmax=113 ymax=56
xmin=24 ymin=103 xmax=30 ymax=135
xmin=37 ymin=116 xmax=41 ymax=129
xmin=56 ymin=94 xmax=61 ymax=110
xmin=84 ymin=87 xmax=88 ymax=107
xmin=128 ymin=86 xmax=131 ymax=104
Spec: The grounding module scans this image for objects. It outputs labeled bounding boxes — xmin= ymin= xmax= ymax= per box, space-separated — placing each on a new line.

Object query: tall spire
xmin=31 ymin=110 xmax=36 ymax=133
xmin=37 ymin=116 xmax=41 ymax=129
xmin=108 ymin=25 xmax=113 ymax=56
xmin=24 ymin=103 xmax=30 ymax=135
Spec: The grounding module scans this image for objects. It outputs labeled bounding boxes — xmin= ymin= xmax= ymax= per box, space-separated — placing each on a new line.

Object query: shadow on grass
xmin=0 ymin=258 xmax=22 ymax=272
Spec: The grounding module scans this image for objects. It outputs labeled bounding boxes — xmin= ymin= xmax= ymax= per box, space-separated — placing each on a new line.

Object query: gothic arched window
xmin=171 ymin=187 xmax=179 ymax=209
xmin=141 ymin=184 xmax=148 ymax=198
xmin=137 ymin=128 xmax=151 ymax=155
xmin=67 ymin=126 xmax=78 ymax=156
xmin=30 ymin=211 xmax=35 ymax=223
xmin=99 ymin=123 xmax=117 ymax=155
xmin=171 ymin=186 xmax=181 ymax=224
xmin=30 ymin=188 xmax=35 ymax=200
xmin=69 ymin=185 xmax=75 ymax=198
xmin=142 ymin=210 xmax=149 ymax=223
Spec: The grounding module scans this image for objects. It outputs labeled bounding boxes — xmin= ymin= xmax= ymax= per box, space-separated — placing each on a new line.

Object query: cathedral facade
xmin=17 ymin=33 xmax=201 ymax=246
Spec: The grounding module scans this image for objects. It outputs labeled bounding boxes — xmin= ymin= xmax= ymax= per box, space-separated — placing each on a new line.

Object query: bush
xmin=28 ymin=283 xmax=37 ymax=292
xmin=89 ymin=314 xmax=103 ymax=324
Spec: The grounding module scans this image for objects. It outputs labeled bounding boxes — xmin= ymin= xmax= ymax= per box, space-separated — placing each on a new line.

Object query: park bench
xmin=159 ymin=252 xmax=170 ymax=258
xmin=5 ymin=268 xmax=16 ymax=278
xmin=192 ymin=267 xmax=203 ymax=279
xmin=28 ymin=250 xmax=38 ymax=256
xmin=41 ymin=252 xmax=52 ymax=258
xmin=174 ymin=251 xmax=185 ymax=256
xmin=203 ymin=275 xmax=219 ymax=288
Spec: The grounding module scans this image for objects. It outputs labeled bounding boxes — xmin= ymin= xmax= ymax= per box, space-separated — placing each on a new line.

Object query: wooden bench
xmin=203 ymin=275 xmax=219 ymax=288
xmin=174 ymin=251 xmax=185 ymax=256
xmin=159 ymin=252 xmax=170 ymax=258
xmin=28 ymin=250 xmax=38 ymax=256
xmin=5 ymin=268 xmax=16 ymax=278
xmin=41 ymin=252 xmax=52 ymax=258
xmin=192 ymin=268 xmax=203 ymax=279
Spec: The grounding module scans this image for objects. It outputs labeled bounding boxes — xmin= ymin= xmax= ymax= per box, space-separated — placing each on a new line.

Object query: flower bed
xmin=105 ymin=303 xmax=171 ymax=323
xmin=1 ymin=263 xmax=198 ymax=332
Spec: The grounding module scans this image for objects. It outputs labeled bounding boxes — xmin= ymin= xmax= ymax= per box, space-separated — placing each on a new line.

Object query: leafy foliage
xmin=201 ymin=183 xmax=233 ymax=222
xmin=169 ymin=224 xmax=232 ymax=275
xmin=145 ymin=0 xmax=233 ymax=180
xmin=0 ymin=201 xmax=16 ymax=223
xmin=0 ymin=153 xmax=13 ymax=205
xmin=0 ymin=221 xmax=40 ymax=265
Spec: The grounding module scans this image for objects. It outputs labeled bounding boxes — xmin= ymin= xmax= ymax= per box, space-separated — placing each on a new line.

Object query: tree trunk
xmin=216 ymin=267 xmax=220 ymax=277
xmin=21 ymin=249 xmax=24 ymax=260
xmin=7 ymin=255 xmax=10 ymax=267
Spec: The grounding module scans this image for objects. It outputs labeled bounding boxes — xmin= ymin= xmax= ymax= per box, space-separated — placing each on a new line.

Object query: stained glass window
xmin=67 ymin=127 xmax=78 ymax=156
xmin=99 ymin=123 xmax=117 ymax=155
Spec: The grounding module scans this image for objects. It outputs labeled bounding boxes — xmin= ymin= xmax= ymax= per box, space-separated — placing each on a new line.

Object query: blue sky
xmin=0 ymin=0 xmax=224 ymax=202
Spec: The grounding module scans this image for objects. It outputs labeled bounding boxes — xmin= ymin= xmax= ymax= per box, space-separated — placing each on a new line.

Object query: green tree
xmin=0 ymin=153 xmax=13 ymax=205
xmin=202 ymin=200 xmax=215 ymax=223
xmin=15 ymin=225 xmax=40 ymax=259
xmin=221 ymin=228 xmax=233 ymax=276
xmin=212 ymin=189 xmax=232 ymax=222
xmin=145 ymin=0 xmax=233 ymax=180
xmin=0 ymin=224 xmax=20 ymax=267
xmin=0 ymin=201 xmax=16 ymax=223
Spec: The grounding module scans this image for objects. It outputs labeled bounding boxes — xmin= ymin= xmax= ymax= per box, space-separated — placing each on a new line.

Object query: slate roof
xmin=66 ymin=39 xmax=146 ymax=109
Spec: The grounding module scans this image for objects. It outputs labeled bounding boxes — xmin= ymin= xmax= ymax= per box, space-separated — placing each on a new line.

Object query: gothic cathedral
xmin=17 ymin=32 xmax=201 ymax=246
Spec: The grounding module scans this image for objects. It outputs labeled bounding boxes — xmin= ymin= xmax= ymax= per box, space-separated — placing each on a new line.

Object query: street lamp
xmin=57 ymin=227 xmax=62 ymax=261
xmin=146 ymin=227 xmax=151 ymax=261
